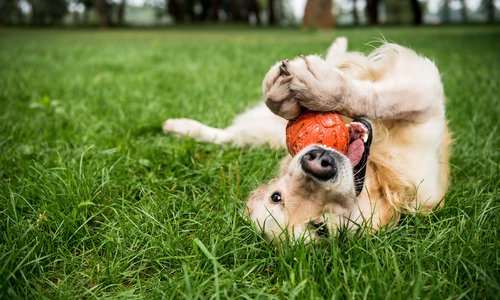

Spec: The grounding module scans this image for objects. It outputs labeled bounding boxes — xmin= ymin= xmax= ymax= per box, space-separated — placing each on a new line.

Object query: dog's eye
xmin=270 ymin=192 xmax=282 ymax=203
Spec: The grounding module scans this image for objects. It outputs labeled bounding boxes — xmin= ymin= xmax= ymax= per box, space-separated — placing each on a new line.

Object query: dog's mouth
xmin=297 ymin=119 xmax=372 ymax=194
xmin=347 ymin=119 xmax=372 ymax=195
xmin=309 ymin=220 xmax=329 ymax=238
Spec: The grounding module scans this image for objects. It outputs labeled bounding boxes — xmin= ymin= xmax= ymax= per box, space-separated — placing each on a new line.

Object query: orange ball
xmin=286 ymin=111 xmax=349 ymax=156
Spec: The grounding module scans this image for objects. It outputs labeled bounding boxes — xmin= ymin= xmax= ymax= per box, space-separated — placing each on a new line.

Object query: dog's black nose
xmin=301 ymin=148 xmax=337 ymax=181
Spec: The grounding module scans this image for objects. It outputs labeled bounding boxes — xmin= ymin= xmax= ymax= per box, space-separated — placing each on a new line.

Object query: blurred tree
xmin=269 ymin=0 xmax=288 ymax=25
xmin=94 ymin=0 xmax=113 ymax=26
xmin=208 ymin=0 xmax=221 ymax=21
xmin=268 ymin=0 xmax=276 ymax=25
xmin=197 ymin=0 xmax=219 ymax=21
xmin=164 ymin=0 xmax=282 ymax=25
xmin=365 ymin=0 xmax=379 ymax=25
xmin=410 ymin=0 xmax=422 ymax=25
xmin=186 ymin=0 xmax=195 ymax=21
xmin=167 ymin=0 xmax=223 ymax=23
xmin=384 ymin=0 xmax=425 ymax=25
xmin=459 ymin=0 xmax=467 ymax=22
xmin=247 ymin=0 xmax=261 ymax=25
xmin=28 ymin=0 xmax=68 ymax=25
xmin=77 ymin=0 xmax=93 ymax=24
xmin=0 ymin=0 xmax=24 ymax=25
xmin=229 ymin=0 xmax=244 ymax=22
xmin=117 ymin=0 xmax=126 ymax=26
xmin=167 ymin=0 xmax=184 ymax=23
xmin=228 ymin=0 xmax=261 ymax=24
xmin=484 ymin=0 xmax=495 ymax=22
xmin=352 ymin=0 xmax=359 ymax=26
xmin=303 ymin=0 xmax=333 ymax=29
xmin=385 ymin=0 xmax=404 ymax=23
xmin=442 ymin=0 xmax=450 ymax=23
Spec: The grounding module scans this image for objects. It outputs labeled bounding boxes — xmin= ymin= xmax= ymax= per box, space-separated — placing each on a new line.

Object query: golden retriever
xmin=163 ymin=37 xmax=451 ymax=242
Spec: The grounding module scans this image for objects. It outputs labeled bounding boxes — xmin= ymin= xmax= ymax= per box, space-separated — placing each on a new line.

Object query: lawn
xmin=0 ymin=26 xmax=499 ymax=298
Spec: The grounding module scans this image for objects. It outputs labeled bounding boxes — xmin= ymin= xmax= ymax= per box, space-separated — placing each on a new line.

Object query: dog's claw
xmin=279 ymin=61 xmax=290 ymax=76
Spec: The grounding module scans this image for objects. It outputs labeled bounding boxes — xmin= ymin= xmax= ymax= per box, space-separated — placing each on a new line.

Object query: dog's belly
xmin=231 ymin=103 xmax=287 ymax=148
xmin=381 ymin=117 xmax=446 ymax=210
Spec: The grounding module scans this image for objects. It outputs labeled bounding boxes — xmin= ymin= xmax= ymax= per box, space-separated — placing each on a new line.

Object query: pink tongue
xmin=347 ymin=139 xmax=365 ymax=167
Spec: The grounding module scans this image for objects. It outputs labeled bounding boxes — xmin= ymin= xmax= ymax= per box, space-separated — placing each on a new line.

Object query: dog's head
xmin=246 ymin=119 xmax=372 ymax=242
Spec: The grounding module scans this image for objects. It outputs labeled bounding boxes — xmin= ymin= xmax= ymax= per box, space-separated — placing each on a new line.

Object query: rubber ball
xmin=286 ymin=111 xmax=349 ymax=156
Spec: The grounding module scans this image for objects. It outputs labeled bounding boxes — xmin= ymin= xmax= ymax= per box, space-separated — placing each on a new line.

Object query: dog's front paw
xmin=262 ymin=61 xmax=302 ymax=120
xmin=263 ymin=55 xmax=343 ymax=119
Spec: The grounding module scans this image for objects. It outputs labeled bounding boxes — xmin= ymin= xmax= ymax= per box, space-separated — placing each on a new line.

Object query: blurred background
xmin=0 ymin=0 xmax=498 ymax=28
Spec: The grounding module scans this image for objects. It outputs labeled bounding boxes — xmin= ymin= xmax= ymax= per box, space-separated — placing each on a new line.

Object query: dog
xmin=163 ymin=37 xmax=451 ymax=242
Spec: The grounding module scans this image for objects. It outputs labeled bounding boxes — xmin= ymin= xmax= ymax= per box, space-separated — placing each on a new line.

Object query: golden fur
xmin=163 ymin=37 xmax=451 ymax=242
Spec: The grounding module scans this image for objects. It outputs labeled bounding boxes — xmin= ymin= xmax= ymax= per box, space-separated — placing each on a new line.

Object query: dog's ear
xmin=247 ymin=184 xmax=268 ymax=202
xmin=278 ymin=155 xmax=293 ymax=176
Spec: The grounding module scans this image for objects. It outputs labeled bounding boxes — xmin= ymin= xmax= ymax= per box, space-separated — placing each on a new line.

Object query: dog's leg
xmin=163 ymin=118 xmax=232 ymax=144
xmin=264 ymin=44 xmax=444 ymax=122
xmin=163 ymin=103 xmax=287 ymax=148
xmin=325 ymin=37 xmax=348 ymax=64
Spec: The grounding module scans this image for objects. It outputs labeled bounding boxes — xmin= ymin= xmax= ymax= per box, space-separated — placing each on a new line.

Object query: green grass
xmin=0 ymin=26 xmax=499 ymax=298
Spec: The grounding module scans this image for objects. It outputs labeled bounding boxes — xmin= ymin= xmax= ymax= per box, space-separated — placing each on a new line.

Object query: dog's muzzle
xmin=300 ymin=147 xmax=338 ymax=181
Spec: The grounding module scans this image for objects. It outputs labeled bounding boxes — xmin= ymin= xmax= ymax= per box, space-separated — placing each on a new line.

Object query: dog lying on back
xmin=163 ymin=37 xmax=451 ymax=242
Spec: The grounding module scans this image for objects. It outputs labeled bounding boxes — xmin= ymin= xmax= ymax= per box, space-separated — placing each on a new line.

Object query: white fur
xmin=163 ymin=103 xmax=286 ymax=148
